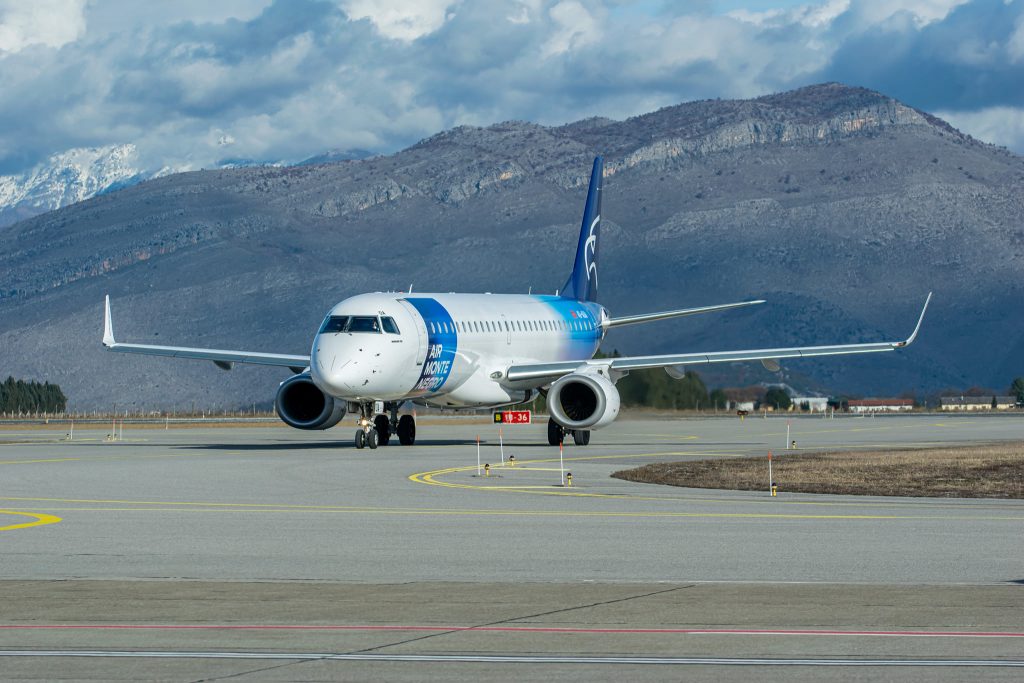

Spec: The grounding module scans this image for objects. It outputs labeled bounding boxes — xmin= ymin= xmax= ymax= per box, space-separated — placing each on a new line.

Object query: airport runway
xmin=1 ymin=414 xmax=1022 ymax=680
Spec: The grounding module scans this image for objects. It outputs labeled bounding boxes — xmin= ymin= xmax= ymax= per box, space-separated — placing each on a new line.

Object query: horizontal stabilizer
xmin=605 ymin=299 xmax=765 ymax=328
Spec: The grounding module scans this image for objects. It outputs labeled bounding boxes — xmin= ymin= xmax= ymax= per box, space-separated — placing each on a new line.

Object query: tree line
xmin=528 ymin=350 xmax=720 ymax=412
xmin=0 ymin=376 xmax=67 ymax=414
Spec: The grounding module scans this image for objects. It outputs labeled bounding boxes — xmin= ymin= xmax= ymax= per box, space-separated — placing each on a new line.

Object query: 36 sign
xmin=493 ymin=410 xmax=531 ymax=424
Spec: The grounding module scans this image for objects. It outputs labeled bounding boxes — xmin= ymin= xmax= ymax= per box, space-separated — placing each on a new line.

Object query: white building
xmin=847 ymin=398 xmax=914 ymax=413
xmin=940 ymin=396 xmax=1017 ymax=411
xmin=789 ymin=397 xmax=829 ymax=412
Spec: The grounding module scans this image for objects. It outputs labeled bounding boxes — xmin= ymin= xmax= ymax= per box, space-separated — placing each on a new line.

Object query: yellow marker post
xmin=508 ymin=455 xmax=515 ymax=467
xmin=566 ymin=472 xmax=572 ymax=487
xmin=484 ymin=463 xmax=490 ymax=477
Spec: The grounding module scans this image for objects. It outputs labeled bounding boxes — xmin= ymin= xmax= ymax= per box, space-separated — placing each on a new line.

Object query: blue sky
xmin=0 ymin=0 xmax=1022 ymax=174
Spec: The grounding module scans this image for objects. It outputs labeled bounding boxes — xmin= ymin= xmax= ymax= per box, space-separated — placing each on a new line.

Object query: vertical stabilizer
xmin=561 ymin=156 xmax=603 ymax=302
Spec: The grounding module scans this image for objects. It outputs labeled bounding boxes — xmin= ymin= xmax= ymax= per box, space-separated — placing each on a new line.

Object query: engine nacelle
xmin=547 ymin=367 xmax=620 ymax=430
xmin=275 ymin=373 xmax=346 ymax=430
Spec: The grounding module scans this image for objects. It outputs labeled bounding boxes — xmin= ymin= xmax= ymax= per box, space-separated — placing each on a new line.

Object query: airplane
xmin=102 ymin=156 xmax=931 ymax=449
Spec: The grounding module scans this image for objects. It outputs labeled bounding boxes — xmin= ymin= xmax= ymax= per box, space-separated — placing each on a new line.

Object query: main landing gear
xmin=354 ymin=402 xmax=416 ymax=449
xmin=547 ymin=417 xmax=590 ymax=446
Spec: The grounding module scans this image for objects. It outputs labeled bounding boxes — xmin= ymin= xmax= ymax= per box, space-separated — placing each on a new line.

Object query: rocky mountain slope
xmin=1 ymin=83 xmax=1022 ymax=410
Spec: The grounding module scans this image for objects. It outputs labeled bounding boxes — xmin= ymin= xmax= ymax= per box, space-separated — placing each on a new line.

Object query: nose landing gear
xmin=353 ymin=401 xmax=416 ymax=448
xmin=353 ymin=402 xmax=379 ymax=450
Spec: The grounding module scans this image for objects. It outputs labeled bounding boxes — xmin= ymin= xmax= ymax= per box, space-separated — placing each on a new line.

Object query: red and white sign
xmin=493 ymin=410 xmax=531 ymax=424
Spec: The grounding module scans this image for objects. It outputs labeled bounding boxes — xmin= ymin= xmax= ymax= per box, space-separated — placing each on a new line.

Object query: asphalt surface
xmin=1 ymin=414 xmax=1022 ymax=680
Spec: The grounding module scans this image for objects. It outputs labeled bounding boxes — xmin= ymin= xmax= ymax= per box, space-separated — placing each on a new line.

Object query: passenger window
xmin=381 ymin=317 xmax=400 ymax=334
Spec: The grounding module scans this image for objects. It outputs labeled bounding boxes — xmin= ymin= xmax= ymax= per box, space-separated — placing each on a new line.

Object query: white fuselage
xmin=310 ymin=292 xmax=606 ymax=408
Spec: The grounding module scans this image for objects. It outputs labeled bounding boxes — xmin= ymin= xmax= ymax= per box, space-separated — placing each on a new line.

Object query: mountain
xmin=0 ymin=146 xmax=374 ymax=228
xmin=0 ymin=144 xmax=149 ymax=228
xmin=1 ymin=83 xmax=1022 ymax=410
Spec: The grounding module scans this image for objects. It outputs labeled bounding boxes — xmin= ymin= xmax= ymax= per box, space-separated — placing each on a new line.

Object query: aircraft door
xmin=397 ymin=299 xmax=429 ymax=371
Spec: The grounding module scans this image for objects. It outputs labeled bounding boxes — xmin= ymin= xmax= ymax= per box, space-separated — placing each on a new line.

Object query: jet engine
xmin=547 ymin=367 xmax=620 ymax=430
xmin=275 ymin=373 xmax=346 ymax=430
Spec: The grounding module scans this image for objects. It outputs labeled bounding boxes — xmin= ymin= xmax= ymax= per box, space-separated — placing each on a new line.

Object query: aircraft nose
xmin=311 ymin=336 xmax=346 ymax=393
xmin=311 ymin=334 xmax=382 ymax=395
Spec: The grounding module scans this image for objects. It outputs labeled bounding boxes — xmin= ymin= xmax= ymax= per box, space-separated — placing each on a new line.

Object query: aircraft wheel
xmin=397 ymin=414 xmax=416 ymax=445
xmin=547 ymin=418 xmax=564 ymax=446
xmin=573 ymin=429 xmax=591 ymax=446
xmin=354 ymin=430 xmax=366 ymax=449
xmin=366 ymin=428 xmax=378 ymax=450
xmin=374 ymin=415 xmax=391 ymax=446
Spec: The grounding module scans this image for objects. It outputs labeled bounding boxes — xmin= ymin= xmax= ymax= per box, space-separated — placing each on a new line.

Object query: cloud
xmin=937 ymin=105 xmax=1024 ymax=152
xmin=1 ymin=0 xmax=1023 ymax=176
xmin=0 ymin=0 xmax=86 ymax=52
xmin=541 ymin=1 xmax=602 ymax=57
xmin=340 ymin=0 xmax=456 ymax=41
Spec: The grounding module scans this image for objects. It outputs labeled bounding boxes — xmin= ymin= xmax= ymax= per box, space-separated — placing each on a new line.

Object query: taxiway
xmin=1 ymin=414 xmax=1022 ymax=680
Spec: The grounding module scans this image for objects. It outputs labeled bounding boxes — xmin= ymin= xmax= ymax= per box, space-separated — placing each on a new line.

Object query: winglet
xmin=103 ymin=295 xmax=116 ymax=347
xmin=896 ymin=292 xmax=932 ymax=347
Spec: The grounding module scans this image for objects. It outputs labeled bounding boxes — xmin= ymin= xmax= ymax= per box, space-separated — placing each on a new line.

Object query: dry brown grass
xmin=612 ymin=442 xmax=1024 ymax=498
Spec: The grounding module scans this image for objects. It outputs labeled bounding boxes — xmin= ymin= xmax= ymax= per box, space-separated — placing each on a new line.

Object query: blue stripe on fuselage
xmin=405 ymin=297 xmax=458 ymax=395
xmin=538 ymin=296 xmax=603 ymax=360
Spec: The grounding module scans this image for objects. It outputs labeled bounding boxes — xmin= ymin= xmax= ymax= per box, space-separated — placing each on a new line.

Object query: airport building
xmin=847 ymin=398 xmax=915 ymax=413
xmin=940 ymin=396 xmax=1018 ymax=411
xmin=789 ymin=397 xmax=829 ymax=412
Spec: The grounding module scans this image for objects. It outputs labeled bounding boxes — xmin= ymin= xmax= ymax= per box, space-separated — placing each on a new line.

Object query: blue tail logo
xmin=561 ymin=156 xmax=603 ymax=302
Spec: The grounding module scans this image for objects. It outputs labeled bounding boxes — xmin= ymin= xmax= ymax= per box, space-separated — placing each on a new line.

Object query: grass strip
xmin=612 ymin=443 xmax=1024 ymax=498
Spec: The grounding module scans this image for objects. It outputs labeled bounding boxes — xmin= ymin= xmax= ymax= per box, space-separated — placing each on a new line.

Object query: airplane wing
xmin=101 ymin=296 xmax=310 ymax=372
xmin=605 ymin=299 xmax=765 ymax=328
xmin=506 ymin=293 xmax=932 ymax=384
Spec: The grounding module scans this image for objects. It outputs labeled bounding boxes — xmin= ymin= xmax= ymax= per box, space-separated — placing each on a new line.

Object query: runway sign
xmin=493 ymin=410 xmax=531 ymax=424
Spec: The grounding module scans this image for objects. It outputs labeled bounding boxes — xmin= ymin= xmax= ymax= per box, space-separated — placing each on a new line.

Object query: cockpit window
xmin=319 ymin=316 xmax=350 ymax=333
xmin=381 ymin=317 xmax=400 ymax=334
xmin=318 ymin=315 xmax=381 ymax=334
xmin=348 ymin=316 xmax=381 ymax=333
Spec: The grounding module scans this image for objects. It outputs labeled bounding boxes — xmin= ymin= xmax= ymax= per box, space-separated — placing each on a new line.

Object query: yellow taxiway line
xmin=0 ymin=510 xmax=62 ymax=531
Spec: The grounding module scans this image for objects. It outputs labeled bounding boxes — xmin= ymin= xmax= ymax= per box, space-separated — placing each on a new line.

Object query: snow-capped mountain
xmin=0 ymin=145 xmax=374 ymax=228
xmin=0 ymin=144 xmax=153 ymax=228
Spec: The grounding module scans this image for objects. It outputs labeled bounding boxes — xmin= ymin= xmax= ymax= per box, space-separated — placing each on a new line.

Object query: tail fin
xmin=561 ymin=156 xmax=603 ymax=302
